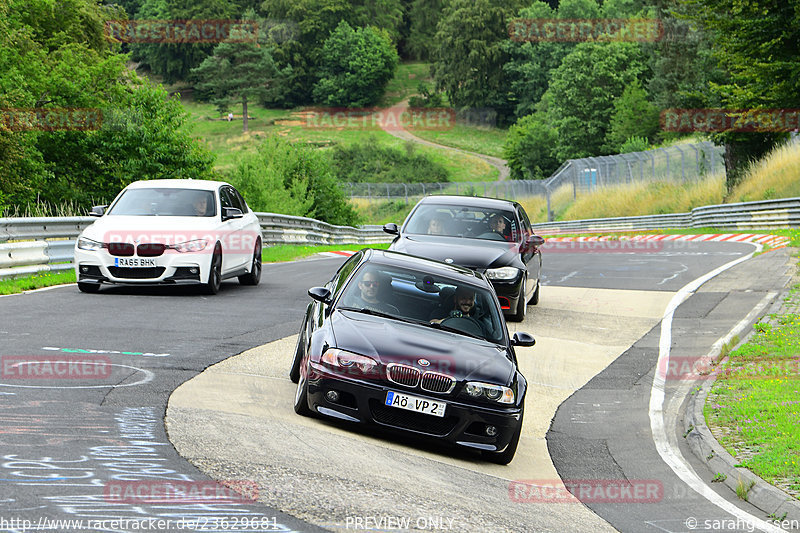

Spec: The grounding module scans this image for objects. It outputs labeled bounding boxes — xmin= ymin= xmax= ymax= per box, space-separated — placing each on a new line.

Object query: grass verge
xmin=262 ymin=243 xmax=390 ymax=263
xmin=704 ymin=279 xmax=800 ymax=500
xmin=0 ymin=269 xmax=76 ymax=295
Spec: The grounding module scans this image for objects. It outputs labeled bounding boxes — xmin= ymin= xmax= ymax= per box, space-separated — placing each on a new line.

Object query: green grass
xmin=379 ymin=62 xmax=433 ymax=107
xmin=0 ymin=269 xmax=76 ymax=295
xmin=261 ymin=243 xmax=390 ymax=263
xmin=704 ymin=298 xmax=800 ymax=498
xmin=407 ymin=123 xmax=508 ymax=159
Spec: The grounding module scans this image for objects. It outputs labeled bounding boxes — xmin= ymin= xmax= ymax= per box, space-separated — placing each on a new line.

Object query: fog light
xmin=485 ymin=425 xmax=498 ymax=437
xmin=189 ymin=267 xmax=199 ymax=274
xmin=80 ymin=266 xmax=89 ymax=273
xmin=326 ymin=390 xmax=340 ymax=402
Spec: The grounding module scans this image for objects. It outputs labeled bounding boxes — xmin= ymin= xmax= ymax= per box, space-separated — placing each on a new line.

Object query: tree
xmin=503 ymin=113 xmax=559 ymax=180
xmin=313 ymin=21 xmax=399 ymax=107
xmin=544 ymin=41 xmax=649 ymax=160
xmin=431 ymin=0 xmax=524 ymax=124
xmin=406 ymin=0 xmax=445 ymax=60
xmin=191 ymin=39 xmax=287 ymax=132
xmin=679 ymin=0 xmax=800 ymax=189
xmin=130 ymin=0 xmax=238 ymax=83
xmin=605 ymin=79 xmax=660 ymax=152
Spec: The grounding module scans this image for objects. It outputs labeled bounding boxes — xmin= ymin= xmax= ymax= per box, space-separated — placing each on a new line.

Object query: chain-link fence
xmin=344 ymin=142 xmax=725 ymax=218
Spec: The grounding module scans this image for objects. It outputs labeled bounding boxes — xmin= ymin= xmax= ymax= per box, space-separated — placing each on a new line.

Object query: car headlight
xmin=485 ymin=266 xmax=520 ymax=281
xmin=77 ymin=237 xmax=104 ymax=251
xmin=168 ymin=239 xmax=209 ymax=253
xmin=464 ymin=381 xmax=515 ymax=404
xmin=321 ymin=348 xmax=378 ymax=375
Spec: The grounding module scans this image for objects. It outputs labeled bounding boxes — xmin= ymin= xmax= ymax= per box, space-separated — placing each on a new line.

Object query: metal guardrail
xmin=0 ymin=213 xmax=390 ymax=280
xmin=1 ymin=197 xmax=798 ymax=280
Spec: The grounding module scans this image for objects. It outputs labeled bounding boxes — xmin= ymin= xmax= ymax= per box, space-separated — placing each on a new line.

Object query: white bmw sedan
xmin=74 ymin=179 xmax=262 ymax=294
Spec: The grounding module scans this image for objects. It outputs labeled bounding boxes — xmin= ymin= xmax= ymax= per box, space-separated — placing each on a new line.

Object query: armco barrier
xmin=0 ymin=213 xmax=390 ymax=280
xmin=1 ymin=197 xmax=799 ymax=280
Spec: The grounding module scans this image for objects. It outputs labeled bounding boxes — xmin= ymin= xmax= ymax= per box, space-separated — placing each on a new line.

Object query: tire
xmin=508 ymin=279 xmax=527 ymax=322
xmin=482 ymin=406 xmax=524 ymax=465
xmin=293 ymin=370 xmax=313 ymax=416
xmin=202 ymin=245 xmax=222 ymax=295
xmin=78 ymin=282 xmax=100 ymax=294
xmin=289 ymin=325 xmax=305 ymax=383
xmin=528 ymin=280 xmax=540 ymax=306
xmin=238 ymin=240 xmax=262 ymax=286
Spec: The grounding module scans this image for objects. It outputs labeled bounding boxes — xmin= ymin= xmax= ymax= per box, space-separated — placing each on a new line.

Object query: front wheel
xmin=528 ymin=280 xmax=540 ymax=305
xmin=202 ymin=246 xmax=222 ymax=295
xmin=238 ymin=240 xmax=262 ymax=286
xmin=508 ymin=279 xmax=527 ymax=322
xmin=289 ymin=325 xmax=305 ymax=383
xmin=293 ymin=371 xmax=313 ymax=416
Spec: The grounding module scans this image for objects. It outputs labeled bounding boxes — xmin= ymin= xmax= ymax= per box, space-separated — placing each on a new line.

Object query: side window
xmin=230 ymin=187 xmax=249 ymax=212
xmin=219 ymin=187 xmax=234 ymax=211
xmin=518 ymin=207 xmax=533 ymax=239
xmin=331 ymin=252 xmax=362 ymax=298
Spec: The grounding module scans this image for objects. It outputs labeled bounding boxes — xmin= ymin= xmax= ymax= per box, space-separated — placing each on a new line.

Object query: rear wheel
xmin=238 ymin=240 xmax=262 ymax=286
xmin=78 ymin=282 xmax=100 ymax=293
xmin=202 ymin=245 xmax=222 ymax=295
xmin=482 ymin=406 xmax=523 ymax=465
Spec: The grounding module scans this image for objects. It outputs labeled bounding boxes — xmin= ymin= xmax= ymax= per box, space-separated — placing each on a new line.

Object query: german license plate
xmin=115 ymin=257 xmax=156 ymax=267
xmin=385 ymin=391 xmax=446 ymax=417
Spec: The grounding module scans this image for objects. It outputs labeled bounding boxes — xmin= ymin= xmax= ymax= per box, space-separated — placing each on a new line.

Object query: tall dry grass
xmin=730 ymin=140 xmax=800 ymax=202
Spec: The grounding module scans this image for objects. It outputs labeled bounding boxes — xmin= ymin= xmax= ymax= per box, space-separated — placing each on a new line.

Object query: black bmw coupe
xmin=289 ymin=249 xmax=535 ymax=464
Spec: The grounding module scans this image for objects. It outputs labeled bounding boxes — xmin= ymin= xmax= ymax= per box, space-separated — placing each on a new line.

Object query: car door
xmin=218 ymin=186 xmax=249 ymax=273
xmin=517 ymin=206 xmax=541 ymax=296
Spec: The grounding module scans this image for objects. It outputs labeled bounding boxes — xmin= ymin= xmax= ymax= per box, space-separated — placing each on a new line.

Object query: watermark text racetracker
xmin=300 ymin=107 xmax=456 ymax=131
xmin=105 ymin=19 xmax=258 ymax=43
xmin=509 ymin=479 xmax=663 ymax=503
xmin=102 ymin=229 xmax=261 ymax=254
xmin=2 ymin=355 xmax=111 ymax=379
xmin=540 ymin=239 xmax=665 ymax=253
xmin=0 ymin=108 xmax=102 ymax=131
xmin=104 ymin=480 xmax=258 ymax=504
xmin=509 ymin=18 xmax=663 ymax=42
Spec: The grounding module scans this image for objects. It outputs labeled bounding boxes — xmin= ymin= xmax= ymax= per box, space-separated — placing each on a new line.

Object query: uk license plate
xmin=115 ymin=257 xmax=156 ymax=267
xmin=385 ymin=391 xmax=446 ymax=417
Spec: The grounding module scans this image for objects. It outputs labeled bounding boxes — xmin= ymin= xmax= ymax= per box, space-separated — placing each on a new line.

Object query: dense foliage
xmin=330 ymin=138 xmax=449 ymax=183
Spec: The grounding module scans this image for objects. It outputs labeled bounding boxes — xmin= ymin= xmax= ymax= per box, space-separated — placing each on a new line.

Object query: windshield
xmin=338 ymin=263 xmax=505 ymax=344
xmin=404 ymin=204 xmax=517 ymax=242
xmin=108 ymin=188 xmax=217 ymax=217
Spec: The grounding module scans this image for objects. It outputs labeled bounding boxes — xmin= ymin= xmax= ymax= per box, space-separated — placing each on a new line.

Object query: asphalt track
xmin=0 ymin=240 xmax=793 ymax=532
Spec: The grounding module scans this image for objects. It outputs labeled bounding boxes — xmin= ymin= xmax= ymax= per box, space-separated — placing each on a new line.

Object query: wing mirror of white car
xmin=308 ymin=287 xmax=333 ymax=305
xmin=383 ymin=223 xmax=399 ymax=235
xmin=222 ymin=207 xmax=244 ymax=221
xmin=89 ymin=205 xmax=107 ymax=217
xmin=511 ymin=332 xmax=536 ymax=347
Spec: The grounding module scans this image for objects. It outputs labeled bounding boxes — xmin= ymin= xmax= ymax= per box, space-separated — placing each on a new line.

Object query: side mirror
xmin=308 ymin=286 xmax=332 ymax=304
xmin=89 ymin=205 xmax=107 ymax=217
xmin=222 ymin=207 xmax=244 ymax=221
xmin=526 ymin=235 xmax=545 ymax=248
xmin=383 ymin=223 xmax=399 ymax=235
xmin=511 ymin=332 xmax=536 ymax=347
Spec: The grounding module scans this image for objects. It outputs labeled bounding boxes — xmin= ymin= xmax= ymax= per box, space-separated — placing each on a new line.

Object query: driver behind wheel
xmin=429 ymin=286 xmax=482 ymax=323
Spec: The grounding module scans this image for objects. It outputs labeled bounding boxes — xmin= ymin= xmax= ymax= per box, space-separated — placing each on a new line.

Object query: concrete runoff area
xmin=166 ymin=287 xmax=675 ymax=533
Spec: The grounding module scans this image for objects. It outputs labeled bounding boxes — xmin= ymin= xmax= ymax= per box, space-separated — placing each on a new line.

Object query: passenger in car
xmin=349 ymin=271 xmax=400 ymax=315
xmin=487 ymin=213 xmax=511 ymax=241
xmin=427 ymin=216 xmax=447 ymax=235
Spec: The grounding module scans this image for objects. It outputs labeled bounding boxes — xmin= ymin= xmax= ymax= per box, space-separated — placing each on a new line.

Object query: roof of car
xmin=124 ymin=179 xmax=230 ymax=191
xmin=416 ymin=195 xmax=519 ymax=210
xmin=362 ymin=249 xmax=488 ymax=286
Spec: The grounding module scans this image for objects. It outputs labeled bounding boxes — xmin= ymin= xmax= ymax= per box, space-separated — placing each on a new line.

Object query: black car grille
xmin=137 ymin=243 xmax=166 ymax=257
xmin=369 ymin=400 xmax=458 ymax=436
xmin=107 ymin=242 xmax=134 ymax=256
xmin=421 ymin=372 xmax=456 ymax=393
xmin=386 ymin=364 xmax=420 ymax=387
xmin=107 ymin=267 xmax=166 ymax=279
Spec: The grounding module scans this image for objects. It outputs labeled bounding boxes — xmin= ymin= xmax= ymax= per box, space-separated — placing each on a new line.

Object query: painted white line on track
xmin=649 ymin=242 xmax=786 ymax=533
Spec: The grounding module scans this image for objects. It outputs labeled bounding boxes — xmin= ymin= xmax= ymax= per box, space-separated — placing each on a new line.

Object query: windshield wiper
xmin=424 ymin=321 xmax=486 ymax=341
xmin=337 ymin=306 xmax=415 ymax=324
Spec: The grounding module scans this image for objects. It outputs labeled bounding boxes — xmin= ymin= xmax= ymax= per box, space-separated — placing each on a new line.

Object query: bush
xmin=408 ymin=83 xmax=445 ymax=108
xmin=503 ymin=114 xmax=559 ymax=180
xmin=313 ymin=21 xmax=399 ymax=108
xmin=619 ymin=136 xmax=651 ymax=153
xmin=330 ymin=137 xmax=449 ymax=183
xmin=226 ymin=136 xmax=360 ymax=226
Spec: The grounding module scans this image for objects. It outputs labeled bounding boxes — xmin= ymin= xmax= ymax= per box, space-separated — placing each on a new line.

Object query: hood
xmin=391 ymin=235 xmax=519 ymax=271
xmin=79 ymin=215 xmax=223 ymax=244
xmin=331 ymin=310 xmax=514 ymax=384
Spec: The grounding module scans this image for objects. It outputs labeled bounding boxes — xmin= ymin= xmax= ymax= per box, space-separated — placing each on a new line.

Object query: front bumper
xmin=490 ymin=277 xmax=524 ymax=314
xmin=74 ymin=248 xmax=207 ymax=285
xmin=304 ymin=362 xmax=523 ymax=453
